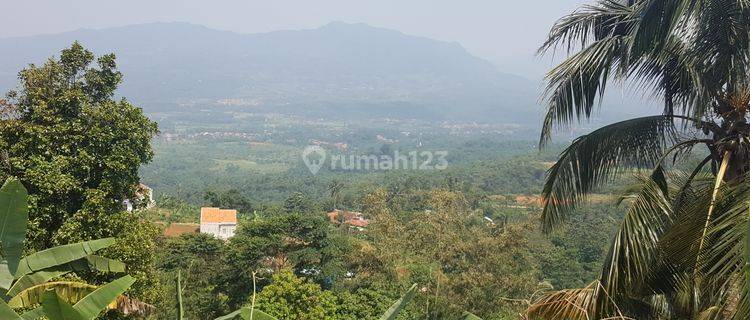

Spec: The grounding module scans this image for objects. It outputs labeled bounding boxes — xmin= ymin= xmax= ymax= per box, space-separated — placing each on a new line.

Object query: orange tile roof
xmin=200 ymin=207 xmax=238 ymax=224
xmin=326 ymin=210 xmax=369 ymax=227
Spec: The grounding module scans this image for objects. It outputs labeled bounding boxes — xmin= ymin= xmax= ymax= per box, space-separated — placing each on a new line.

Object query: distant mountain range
xmin=0 ymin=22 xmax=542 ymax=123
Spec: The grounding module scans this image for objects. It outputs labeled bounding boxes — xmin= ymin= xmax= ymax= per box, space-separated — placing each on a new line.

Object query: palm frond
xmin=541 ymin=116 xmax=678 ymax=232
xmin=538 ymin=0 xmax=633 ymax=54
xmin=540 ymin=37 xmax=624 ymax=145
xmin=526 ymin=281 xmax=598 ymax=320
xmin=598 ymin=167 xmax=674 ymax=310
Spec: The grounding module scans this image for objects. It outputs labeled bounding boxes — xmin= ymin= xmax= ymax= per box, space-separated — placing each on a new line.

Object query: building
xmin=200 ymin=207 xmax=237 ymax=240
xmin=326 ymin=209 xmax=370 ymax=231
xmin=123 ymin=183 xmax=156 ymax=212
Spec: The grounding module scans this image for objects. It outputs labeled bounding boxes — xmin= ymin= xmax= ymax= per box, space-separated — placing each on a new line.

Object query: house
xmin=200 ymin=207 xmax=238 ymax=240
xmin=326 ymin=209 xmax=370 ymax=230
xmin=123 ymin=183 xmax=156 ymax=212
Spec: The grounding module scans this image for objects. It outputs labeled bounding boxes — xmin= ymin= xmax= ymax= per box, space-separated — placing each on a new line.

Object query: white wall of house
xmin=200 ymin=222 xmax=237 ymax=240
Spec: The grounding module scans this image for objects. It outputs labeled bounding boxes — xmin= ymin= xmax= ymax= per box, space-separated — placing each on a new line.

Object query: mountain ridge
xmin=0 ymin=22 xmax=539 ymax=122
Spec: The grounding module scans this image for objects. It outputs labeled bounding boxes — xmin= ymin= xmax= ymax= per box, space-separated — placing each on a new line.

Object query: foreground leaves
xmin=379 ymin=283 xmax=417 ymax=320
xmin=0 ymin=178 xmax=29 ymax=289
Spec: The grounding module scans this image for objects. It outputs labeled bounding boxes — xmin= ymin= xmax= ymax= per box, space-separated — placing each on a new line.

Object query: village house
xmin=200 ymin=207 xmax=238 ymax=240
xmin=326 ymin=209 xmax=370 ymax=231
xmin=124 ymin=183 xmax=156 ymax=212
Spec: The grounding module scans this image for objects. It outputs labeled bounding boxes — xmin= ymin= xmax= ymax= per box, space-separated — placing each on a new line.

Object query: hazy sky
xmin=2 ymin=0 xmax=588 ymax=77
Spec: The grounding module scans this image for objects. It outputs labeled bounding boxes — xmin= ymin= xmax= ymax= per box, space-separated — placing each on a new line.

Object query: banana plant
xmin=40 ymin=275 xmax=135 ymax=320
xmin=0 ymin=178 xmax=134 ymax=318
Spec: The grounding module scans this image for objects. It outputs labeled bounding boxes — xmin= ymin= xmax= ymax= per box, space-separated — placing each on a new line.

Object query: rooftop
xmin=200 ymin=207 xmax=238 ymax=224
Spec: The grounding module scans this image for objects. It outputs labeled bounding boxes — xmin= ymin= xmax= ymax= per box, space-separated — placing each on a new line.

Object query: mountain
xmin=0 ymin=22 xmax=540 ymax=122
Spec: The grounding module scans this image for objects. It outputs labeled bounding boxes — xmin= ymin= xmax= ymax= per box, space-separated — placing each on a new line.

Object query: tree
xmin=254 ymin=269 xmax=338 ymax=320
xmin=154 ymin=233 xmax=229 ymax=319
xmin=218 ymin=213 xmax=330 ymax=306
xmin=353 ymin=188 xmax=541 ymax=319
xmin=327 ymin=180 xmax=344 ymax=211
xmin=0 ymin=43 xmax=160 ymax=308
xmin=282 ymin=192 xmax=315 ymax=214
xmin=204 ymin=189 xmax=256 ymax=215
xmin=531 ymin=0 xmax=750 ymax=319
xmin=0 ymin=42 xmax=158 ymax=248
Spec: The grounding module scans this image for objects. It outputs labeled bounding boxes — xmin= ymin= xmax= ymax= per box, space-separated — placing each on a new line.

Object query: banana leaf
xmin=0 ymin=296 xmax=22 ymax=319
xmin=8 ymin=281 xmax=97 ymax=308
xmin=15 ymin=238 xmax=116 ymax=278
xmin=215 ymin=309 xmax=241 ymax=320
xmin=0 ymin=178 xmax=29 ymax=289
xmin=41 ymin=290 xmax=86 ymax=320
xmin=379 ymin=283 xmax=417 ymax=320
xmin=8 ymin=255 xmax=125 ymax=297
xmin=73 ymin=275 xmax=135 ymax=319
xmin=79 ymin=255 xmax=126 ymax=273
xmin=8 ymin=270 xmax=71 ymax=297
xmin=240 ymin=308 xmax=277 ymax=320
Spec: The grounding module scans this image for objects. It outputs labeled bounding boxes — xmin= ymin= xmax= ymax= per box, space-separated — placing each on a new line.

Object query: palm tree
xmin=327 ymin=180 xmax=344 ymax=211
xmin=529 ymin=0 xmax=750 ymax=319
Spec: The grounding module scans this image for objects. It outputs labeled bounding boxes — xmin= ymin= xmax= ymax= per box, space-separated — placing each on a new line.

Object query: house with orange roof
xmin=326 ymin=209 xmax=370 ymax=231
xmin=200 ymin=207 xmax=238 ymax=240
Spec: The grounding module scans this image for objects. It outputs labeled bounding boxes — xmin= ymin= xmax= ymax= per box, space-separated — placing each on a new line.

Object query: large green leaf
xmin=79 ymin=255 xmax=125 ymax=273
xmin=41 ymin=290 xmax=86 ymax=320
xmin=0 ymin=178 xmax=29 ymax=289
xmin=15 ymin=238 xmax=116 ymax=277
xmin=8 ymin=281 xmax=97 ymax=308
xmin=7 ymin=255 xmax=125 ymax=297
xmin=214 ymin=309 xmax=241 ymax=320
xmin=7 ymin=270 xmax=71 ymax=297
xmin=379 ymin=283 xmax=417 ymax=320
xmin=0 ymin=296 xmax=22 ymax=319
xmin=73 ymin=275 xmax=135 ymax=320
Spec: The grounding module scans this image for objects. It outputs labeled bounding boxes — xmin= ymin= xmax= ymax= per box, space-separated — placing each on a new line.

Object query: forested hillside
xmin=0 ymin=22 xmax=537 ymax=123
xmin=6 ymin=0 xmax=728 ymax=315
xmin=0 ymin=42 xmax=632 ymax=319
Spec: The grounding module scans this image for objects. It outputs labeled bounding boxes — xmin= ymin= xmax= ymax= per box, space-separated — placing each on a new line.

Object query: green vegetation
xmin=0 ymin=25 xmax=698 ymax=319
xmin=0 ymin=178 xmax=140 ymax=319
xmin=529 ymin=0 xmax=750 ymax=319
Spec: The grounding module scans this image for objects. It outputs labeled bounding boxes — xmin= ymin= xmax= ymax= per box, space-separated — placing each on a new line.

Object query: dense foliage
xmin=0 ymin=43 xmax=160 ymax=312
xmin=0 ymin=42 xmax=630 ymax=319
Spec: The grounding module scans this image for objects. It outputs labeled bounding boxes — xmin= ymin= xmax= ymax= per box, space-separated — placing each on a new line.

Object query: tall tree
xmin=0 ymin=42 xmax=160 ymax=307
xmin=0 ymin=42 xmax=158 ymax=248
xmin=530 ymin=0 xmax=750 ymax=319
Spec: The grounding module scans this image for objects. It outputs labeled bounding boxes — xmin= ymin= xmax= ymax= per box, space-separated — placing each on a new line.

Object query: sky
xmin=1 ymin=0 xmax=588 ymax=78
